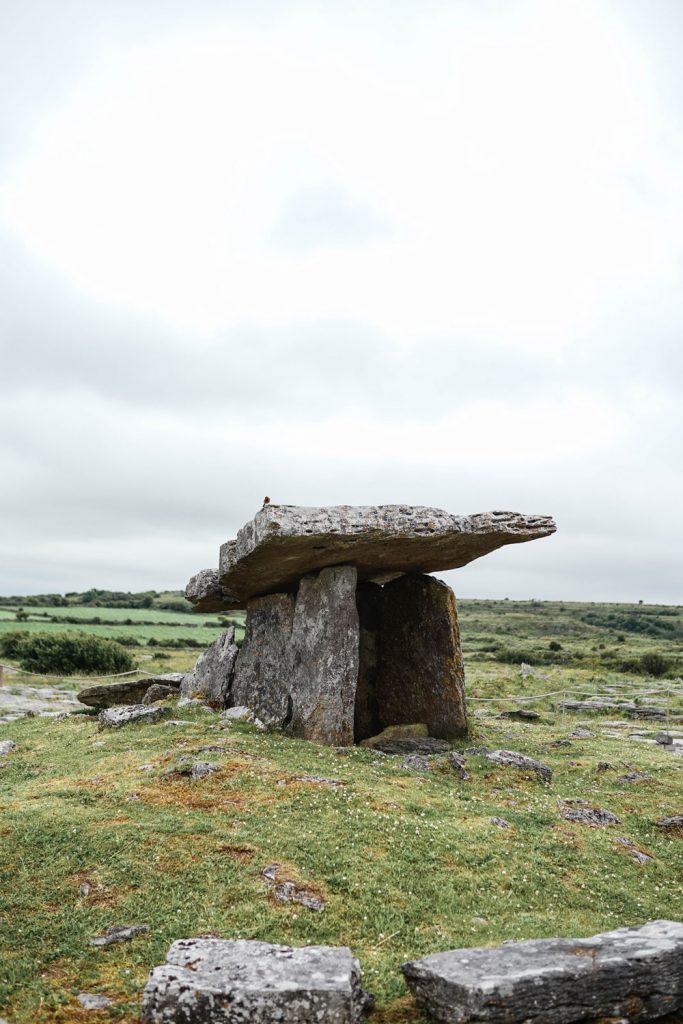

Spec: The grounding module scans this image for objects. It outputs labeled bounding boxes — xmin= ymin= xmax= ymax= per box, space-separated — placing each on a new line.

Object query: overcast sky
xmin=1 ymin=0 xmax=681 ymax=602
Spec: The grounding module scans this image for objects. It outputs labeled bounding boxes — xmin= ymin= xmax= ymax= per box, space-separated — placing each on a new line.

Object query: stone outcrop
xmin=187 ymin=505 xmax=555 ymax=612
xmin=78 ymin=674 xmax=183 ymax=708
xmin=142 ymin=938 xmax=372 ymax=1024
xmin=181 ymin=628 xmax=239 ymax=707
xmin=402 ymin=920 xmax=683 ymax=1024
xmin=185 ymin=503 xmax=556 ymax=747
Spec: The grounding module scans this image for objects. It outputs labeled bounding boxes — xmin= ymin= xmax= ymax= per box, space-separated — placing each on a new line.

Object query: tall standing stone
xmin=181 ymin=627 xmax=239 ymax=707
xmin=288 ymin=566 xmax=359 ymax=746
xmin=374 ymin=574 xmax=466 ymax=739
xmin=231 ymin=593 xmax=296 ymax=727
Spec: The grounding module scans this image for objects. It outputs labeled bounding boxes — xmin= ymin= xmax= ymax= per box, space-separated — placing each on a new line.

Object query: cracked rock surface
xmin=402 ymin=919 xmax=683 ymax=1024
xmin=142 ymin=938 xmax=372 ymax=1023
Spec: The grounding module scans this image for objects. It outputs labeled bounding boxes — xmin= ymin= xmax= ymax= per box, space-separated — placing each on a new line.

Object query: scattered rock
xmin=79 ymin=882 xmax=91 ymax=897
xmin=176 ymin=698 xmax=215 ymax=712
xmin=656 ymin=815 xmax=683 ymax=832
xmin=89 ymin=924 xmax=149 ymax=947
xmin=164 ymin=758 xmax=221 ymax=781
xmin=77 ymin=993 xmax=113 ymax=1010
xmin=402 ymin=919 xmax=683 ymax=1024
xmin=222 ymin=705 xmax=257 ymax=721
xmin=559 ymin=800 xmax=621 ymax=827
xmin=98 ymin=704 xmax=170 ymax=729
xmin=548 ymin=739 xmax=571 ymax=748
xmin=570 ymin=727 xmax=592 ymax=738
xmin=143 ymin=938 xmax=372 ymax=1023
xmin=616 ymin=770 xmax=652 ymax=784
xmin=78 ymin=674 xmax=182 ymax=708
xmin=0 ymin=740 xmax=17 ymax=756
xmin=263 ymin=865 xmax=326 ymax=912
xmin=655 ymin=732 xmax=674 ymax=746
xmin=402 ymin=754 xmax=433 ymax=772
xmin=446 ymin=751 xmax=469 ymax=779
xmin=499 ymin=708 xmax=540 ymax=721
xmin=142 ymin=684 xmax=178 ymax=705
xmin=613 ymin=837 xmax=653 ymax=864
xmin=596 ymin=762 xmax=615 ymax=772
xmin=474 ymin=748 xmax=552 ymax=783
xmin=181 ymin=627 xmax=239 ymax=707
xmin=163 ymin=719 xmax=194 ymax=727
xmin=490 ymin=816 xmax=510 ymax=829
xmin=520 ymin=662 xmax=535 ymax=678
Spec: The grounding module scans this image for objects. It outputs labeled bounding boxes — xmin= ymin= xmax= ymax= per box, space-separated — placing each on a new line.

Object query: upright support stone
xmin=288 ymin=566 xmax=359 ymax=746
xmin=231 ymin=594 xmax=296 ymax=727
xmin=374 ymin=574 xmax=466 ymax=739
xmin=181 ymin=627 xmax=239 ymax=707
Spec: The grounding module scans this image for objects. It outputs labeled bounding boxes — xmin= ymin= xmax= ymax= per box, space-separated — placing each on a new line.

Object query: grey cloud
xmin=271 ymin=182 xmax=393 ymax=250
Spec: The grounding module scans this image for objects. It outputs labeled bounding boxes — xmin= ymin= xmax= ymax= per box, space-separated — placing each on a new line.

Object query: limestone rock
xmin=98 ymin=704 xmax=170 ymax=729
xmin=181 ymin=628 xmax=239 ymax=707
xmin=142 ymin=938 xmax=372 ymax=1023
xmin=184 ymin=505 xmax=556 ymax=611
xmin=77 ymin=993 xmax=113 ymax=1010
xmin=90 ymin=924 xmax=149 ymax=946
xmin=402 ymin=919 xmax=683 ymax=1024
xmin=142 ymin=684 xmax=178 ymax=705
xmin=373 ymin=574 xmax=467 ymax=740
xmin=478 ymin=748 xmax=552 ymax=783
xmin=231 ymin=594 xmax=295 ymax=727
xmin=287 ymin=566 xmax=359 ymax=746
xmin=559 ymin=801 xmax=621 ymax=827
xmin=263 ymin=865 xmax=326 ymax=912
xmin=371 ymin=737 xmax=450 ymax=755
xmin=0 ymin=740 xmax=17 ymax=756
xmin=78 ymin=674 xmax=183 ymax=708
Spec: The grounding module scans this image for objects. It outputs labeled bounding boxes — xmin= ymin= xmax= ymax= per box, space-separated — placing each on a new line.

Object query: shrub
xmin=0 ymin=631 xmax=135 ymax=675
xmin=548 ymin=641 xmax=562 ymax=651
xmin=637 ymin=651 xmax=670 ymax=678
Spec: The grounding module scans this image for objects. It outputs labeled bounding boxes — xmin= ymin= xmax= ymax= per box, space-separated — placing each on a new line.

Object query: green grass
xmin=1 ymin=662 xmax=682 ymax=1023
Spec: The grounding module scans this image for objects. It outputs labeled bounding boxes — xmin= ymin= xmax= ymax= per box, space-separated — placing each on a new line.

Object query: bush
xmin=0 ymin=631 xmax=135 ymax=675
xmin=548 ymin=641 xmax=562 ymax=651
xmin=637 ymin=651 xmax=670 ymax=678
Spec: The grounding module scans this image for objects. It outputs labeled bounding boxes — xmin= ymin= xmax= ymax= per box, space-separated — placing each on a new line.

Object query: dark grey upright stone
xmin=231 ymin=593 xmax=296 ymax=727
xmin=142 ymin=938 xmax=372 ymax=1024
xmin=288 ymin=566 xmax=359 ymax=746
xmin=374 ymin=574 xmax=467 ymax=739
xmin=402 ymin=919 xmax=683 ymax=1024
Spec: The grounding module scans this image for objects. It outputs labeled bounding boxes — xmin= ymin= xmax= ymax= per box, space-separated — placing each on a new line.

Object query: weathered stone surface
xmin=263 ymin=865 xmax=326 ymax=912
xmin=98 ymin=704 xmax=170 ymax=729
xmin=79 ymin=674 xmax=183 ymax=708
xmin=373 ymin=574 xmax=467 ymax=740
xmin=402 ymin=920 xmax=683 ymax=1024
xmin=181 ymin=628 xmax=239 ymax=707
xmin=142 ymin=684 xmax=178 ymax=705
xmin=186 ymin=505 xmax=555 ymax=611
xmin=231 ymin=594 xmax=295 ymax=727
xmin=142 ymin=938 xmax=371 ymax=1023
xmin=287 ymin=566 xmax=359 ymax=746
xmin=90 ymin=924 xmax=149 ymax=946
xmin=656 ymin=815 xmax=683 ymax=831
xmin=559 ymin=801 xmax=621 ymax=827
xmin=77 ymin=993 xmax=113 ymax=1010
xmin=0 ymin=740 xmax=17 ymax=756
xmin=359 ymin=723 xmax=428 ymax=747
xmin=475 ymin=748 xmax=552 ymax=782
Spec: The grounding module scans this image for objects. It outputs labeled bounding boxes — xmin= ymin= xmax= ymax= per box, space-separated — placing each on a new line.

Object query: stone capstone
xmin=181 ymin=627 xmax=239 ymax=707
xmin=402 ymin=919 xmax=683 ymax=1024
xmin=186 ymin=504 xmax=556 ymax=611
xmin=142 ymin=938 xmax=372 ymax=1024
xmin=78 ymin=674 xmax=183 ymax=708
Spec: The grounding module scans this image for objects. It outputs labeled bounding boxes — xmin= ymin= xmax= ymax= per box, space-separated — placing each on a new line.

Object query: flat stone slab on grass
xmin=187 ymin=505 xmax=555 ymax=610
xmin=142 ymin=938 xmax=371 ymax=1023
xmin=79 ymin=674 xmax=183 ymax=707
xmin=98 ymin=704 xmax=171 ymax=729
xmin=402 ymin=919 xmax=683 ymax=1024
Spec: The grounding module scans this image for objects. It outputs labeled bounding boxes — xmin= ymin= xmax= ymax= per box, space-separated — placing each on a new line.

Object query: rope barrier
xmin=0 ymin=664 xmax=162 ymax=682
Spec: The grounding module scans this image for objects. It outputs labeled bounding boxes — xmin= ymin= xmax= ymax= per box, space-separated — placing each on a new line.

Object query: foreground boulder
xmin=181 ymin=628 xmax=239 ymax=706
xmin=78 ymin=674 xmax=183 ymax=708
xmin=142 ymin=938 xmax=372 ymax=1023
xmin=402 ymin=920 xmax=683 ymax=1024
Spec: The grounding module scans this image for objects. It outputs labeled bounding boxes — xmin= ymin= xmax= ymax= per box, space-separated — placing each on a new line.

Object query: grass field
xmin=0 ymin=597 xmax=681 ymax=1022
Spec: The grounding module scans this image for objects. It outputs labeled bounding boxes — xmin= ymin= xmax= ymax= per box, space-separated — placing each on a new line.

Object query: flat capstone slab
xmin=142 ymin=938 xmax=371 ymax=1023
xmin=402 ymin=919 xmax=683 ymax=1024
xmin=187 ymin=505 xmax=556 ymax=610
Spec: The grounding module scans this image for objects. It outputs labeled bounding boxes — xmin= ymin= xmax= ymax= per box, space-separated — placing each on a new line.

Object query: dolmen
xmin=185 ymin=505 xmax=556 ymax=746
